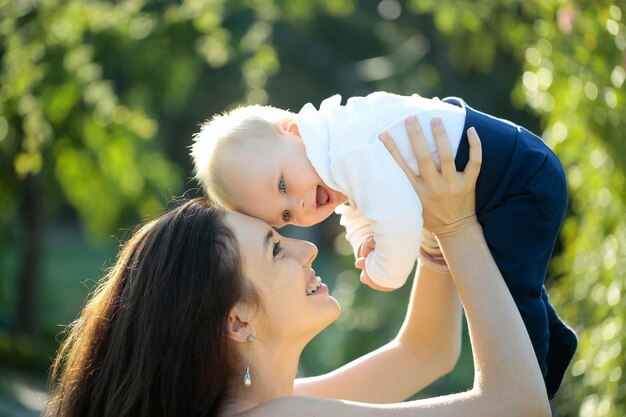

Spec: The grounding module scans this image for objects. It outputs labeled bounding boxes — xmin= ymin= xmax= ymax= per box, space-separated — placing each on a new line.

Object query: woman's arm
xmin=294 ymin=262 xmax=462 ymax=403
xmin=381 ymin=118 xmax=550 ymax=415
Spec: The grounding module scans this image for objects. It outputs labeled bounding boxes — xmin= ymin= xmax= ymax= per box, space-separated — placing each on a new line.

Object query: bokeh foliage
xmin=1 ymin=0 xmax=624 ymax=415
xmin=0 ymin=0 xmax=183 ymax=237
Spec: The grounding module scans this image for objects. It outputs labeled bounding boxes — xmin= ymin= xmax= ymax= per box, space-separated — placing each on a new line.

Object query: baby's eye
xmin=278 ymin=176 xmax=287 ymax=193
xmin=282 ymin=210 xmax=291 ymax=222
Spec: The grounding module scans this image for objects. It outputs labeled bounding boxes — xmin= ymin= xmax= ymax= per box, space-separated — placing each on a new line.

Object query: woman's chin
xmin=309 ymin=297 xmax=341 ymax=334
xmin=323 ymin=298 xmax=342 ymax=325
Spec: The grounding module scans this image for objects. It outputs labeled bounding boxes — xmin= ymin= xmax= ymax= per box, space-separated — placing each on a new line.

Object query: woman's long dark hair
xmin=44 ymin=198 xmax=255 ymax=417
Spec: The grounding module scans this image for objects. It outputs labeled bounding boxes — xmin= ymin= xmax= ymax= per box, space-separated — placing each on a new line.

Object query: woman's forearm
xmin=396 ymin=264 xmax=462 ymax=373
xmin=438 ymin=220 xmax=549 ymax=412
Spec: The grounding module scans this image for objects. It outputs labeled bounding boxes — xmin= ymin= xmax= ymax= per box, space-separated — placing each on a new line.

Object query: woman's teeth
xmin=306 ymin=276 xmax=322 ymax=295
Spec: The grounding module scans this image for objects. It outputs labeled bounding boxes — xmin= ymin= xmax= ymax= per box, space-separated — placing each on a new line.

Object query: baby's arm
xmin=336 ymin=202 xmax=387 ymax=264
xmin=336 ymin=202 xmax=374 ymax=260
xmin=332 ymin=141 xmax=422 ymax=290
xmin=336 ymin=204 xmax=385 ymax=289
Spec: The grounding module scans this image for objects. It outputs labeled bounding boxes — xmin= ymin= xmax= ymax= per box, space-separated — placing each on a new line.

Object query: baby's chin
xmin=333 ymin=192 xmax=348 ymax=205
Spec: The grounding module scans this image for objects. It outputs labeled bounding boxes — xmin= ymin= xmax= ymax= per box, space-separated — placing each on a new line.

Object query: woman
xmin=44 ymin=120 xmax=551 ymax=417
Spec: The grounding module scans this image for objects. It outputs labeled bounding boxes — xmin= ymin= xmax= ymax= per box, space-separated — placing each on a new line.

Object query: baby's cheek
xmin=311 ymin=208 xmax=334 ymax=225
xmin=296 ymin=215 xmax=316 ymax=227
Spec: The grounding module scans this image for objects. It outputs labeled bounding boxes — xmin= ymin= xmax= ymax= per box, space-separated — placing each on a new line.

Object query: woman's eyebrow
xmin=263 ymin=229 xmax=274 ymax=255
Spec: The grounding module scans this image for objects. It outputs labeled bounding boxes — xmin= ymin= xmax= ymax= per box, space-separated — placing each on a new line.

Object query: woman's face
xmin=225 ymin=211 xmax=340 ymax=344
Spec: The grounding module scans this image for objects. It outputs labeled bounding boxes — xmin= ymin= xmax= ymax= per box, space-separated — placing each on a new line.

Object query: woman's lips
xmin=310 ymin=283 xmax=328 ymax=295
xmin=316 ymin=185 xmax=331 ymax=207
xmin=306 ymin=270 xmax=327 ymax=296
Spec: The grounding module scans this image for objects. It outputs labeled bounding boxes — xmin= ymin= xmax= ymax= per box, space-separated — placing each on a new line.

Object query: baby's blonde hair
xmin=191 ymin=104 xmax=295 ymax=208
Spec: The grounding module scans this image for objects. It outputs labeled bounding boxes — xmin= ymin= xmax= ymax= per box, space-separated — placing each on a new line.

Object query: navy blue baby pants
xmin=445 ymin=97 xmax=578 ymax=399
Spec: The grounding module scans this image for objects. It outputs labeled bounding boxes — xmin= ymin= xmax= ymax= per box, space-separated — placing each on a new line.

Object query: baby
xmin=191 ymin=92 xmax=576 ymax=398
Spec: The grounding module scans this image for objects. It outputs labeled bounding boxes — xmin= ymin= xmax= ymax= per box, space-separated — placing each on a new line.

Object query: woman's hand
xmin=379 ymin=116 xmax=482 ymax=232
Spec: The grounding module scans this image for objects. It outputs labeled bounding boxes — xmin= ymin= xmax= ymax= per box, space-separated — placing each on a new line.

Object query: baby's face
xmin=224 ymin=132 xmax=347 ymax=228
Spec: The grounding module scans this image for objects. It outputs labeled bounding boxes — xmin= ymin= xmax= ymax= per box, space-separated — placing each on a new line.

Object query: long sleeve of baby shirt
xmin=297 ymin=92 xmax=466 ymax=289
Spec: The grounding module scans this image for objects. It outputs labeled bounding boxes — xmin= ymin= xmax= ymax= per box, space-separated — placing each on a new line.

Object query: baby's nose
xmin=292 ymin=195 xmax=310 ymax=217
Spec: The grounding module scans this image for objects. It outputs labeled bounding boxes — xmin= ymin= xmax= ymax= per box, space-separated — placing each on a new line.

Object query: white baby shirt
xmin=296 ymin=92 xmax=466 ymax=288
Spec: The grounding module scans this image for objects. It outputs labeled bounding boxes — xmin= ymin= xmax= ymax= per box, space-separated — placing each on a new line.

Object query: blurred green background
xmin=1 ymin=0 xmax=624 ymax=416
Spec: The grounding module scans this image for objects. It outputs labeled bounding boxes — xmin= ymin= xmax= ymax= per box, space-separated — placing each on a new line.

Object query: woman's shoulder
xmin=223 ymin=396 xmax=349 ymax=417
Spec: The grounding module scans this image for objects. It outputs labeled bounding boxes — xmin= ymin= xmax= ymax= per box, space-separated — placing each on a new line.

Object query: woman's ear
xmin=226 ymin=304 xmax=256 ymax=343
xmin=278 ymin=118 xmax=301 ymax=137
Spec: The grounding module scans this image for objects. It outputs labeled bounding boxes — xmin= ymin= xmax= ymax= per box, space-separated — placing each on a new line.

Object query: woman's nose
xmin=292 ymin=239 xmax=317 ymax=266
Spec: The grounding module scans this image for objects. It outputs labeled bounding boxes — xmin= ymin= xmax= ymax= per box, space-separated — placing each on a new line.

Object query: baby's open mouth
xmin=316 ymin=185 xmax=330 ymax=207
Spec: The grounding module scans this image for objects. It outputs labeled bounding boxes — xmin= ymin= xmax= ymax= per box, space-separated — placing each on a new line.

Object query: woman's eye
xmin=272 ymin=240 xmax=282 ymax=257
xmin=283 ymin=210 xmax=291 ymax=222
xmin=278 ymin=177 xmax=287 ymax=193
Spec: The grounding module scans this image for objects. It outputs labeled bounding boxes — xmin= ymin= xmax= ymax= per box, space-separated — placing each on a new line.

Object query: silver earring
xmin=242 ymin=335 xmax=254 ymax=387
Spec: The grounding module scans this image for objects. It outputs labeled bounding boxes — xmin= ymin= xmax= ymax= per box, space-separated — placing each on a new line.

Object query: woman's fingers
xmin=381 ymin=114 xmax=481 ymax=230
xmin=405 ymin=116 xmax=438 ymax=179
xmin=464 ymin=127 xmax=482 ymax=183
xmin=430 ymin=118 xmax=455 ymax=180
xmin=379 ymin=132 xmax=422 ymax=192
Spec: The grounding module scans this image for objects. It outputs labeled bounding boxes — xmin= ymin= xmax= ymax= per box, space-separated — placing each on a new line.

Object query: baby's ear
xmin=278 ymin=118 xmax=300 ymax=137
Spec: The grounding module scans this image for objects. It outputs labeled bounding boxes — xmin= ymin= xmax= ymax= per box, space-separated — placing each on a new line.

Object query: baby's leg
xmin=478 ymin=184 xmax=556 ymax=369
xmin=477 ymin=139 xmax=573 ymax=398
xmin=542 ymin=287 xmax=578 ymax=399
xmin=446 ymin=97 xmax=577 ymax=397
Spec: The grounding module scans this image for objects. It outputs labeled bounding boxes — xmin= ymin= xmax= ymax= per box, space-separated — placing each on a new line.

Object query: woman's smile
xmin=305 ymin=270 xmax=325 ymax=295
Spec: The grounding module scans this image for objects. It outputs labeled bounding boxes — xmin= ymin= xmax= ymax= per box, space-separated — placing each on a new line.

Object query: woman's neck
xmin=223 ymin=339 xmax=304 ymax=416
